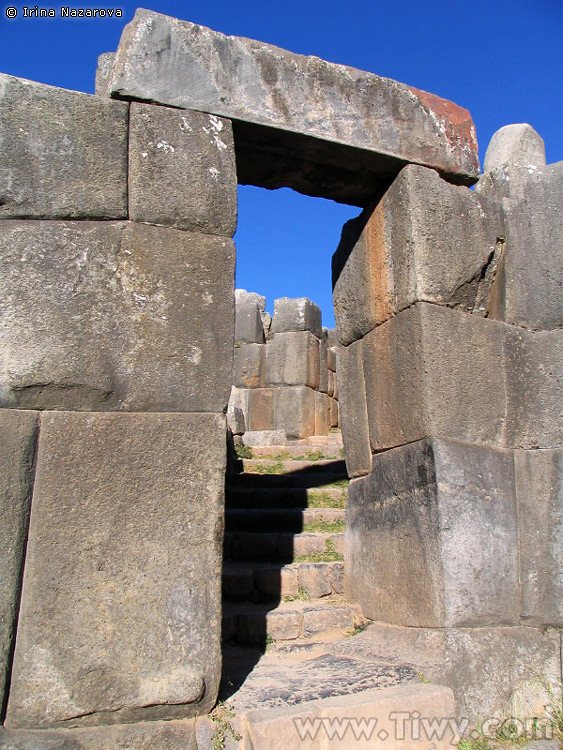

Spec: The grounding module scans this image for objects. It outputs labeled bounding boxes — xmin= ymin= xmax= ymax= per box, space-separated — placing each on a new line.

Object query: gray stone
xmin=274 ymin=386 xmax=316 ymax=439
xmin=336 ymin=340 xmax=372 ymax=478
xmin=129 ymin=103 xmax=237 ymax=236
xmin=332 ymin=623 xmax=561 ymax=727
xmin=314 ymin=391 xmax=330 ymax=436
xmin=0 ymin=221 xmax=235 ymax=413
xmin=227 ymin=387 xmax=249 ymax=436
xmin=233 ymin=344 xmax=265 ymax=389
xmin=94 ymin=52 xmax=116 ymax=96
xmin=332 ymin=165 xmax=504 ymax=346
xmin=242 ymin=430 xmax=286 ymax=447
xmin=0 ymin=410 xmax=38 ymax=717
xmin=483 ymin=123 xmax=546 ymax=172
xmin=271 ymin=298 xmax=322 ymax=338
xmin=0 ymin=720 xmax=197 ymax=749
xmin=265 ymin=332 xmax=320 ymax=389
xmin=362 ymin=303 xmax=507 ymax=451
xmin=478 ymin=161 xmax=563 ymax=331
xmin=247 ymin=388 xmax=275 ymax=432
xmin=298 ymin=564 xmax=331 ymax=599
xmin=505 ymin=326 xmax=563 ymax=449
xmin=6 ymin=411 xmax=226 ymax=729
xmin=329 ymin=398 xmax=339 ymax=429
xmin=516 ymin=450 xmax=563 ymax=626
xmin=0 ymin=74 xmax=128 ymax=219
xmin=318 ymin=340 xmax=329 ymax=393
xmin=108 ymin=10 xmax=479 ymax=206
xmin=327 ymin=347 xmax=337 ymax=373
xmin=345 ymin=438 xmax=519 ymax=627
xmin=327 ymin=370 xmax=335 ymax=398
xmin=235 ymin=290 xmax=265 ymax=345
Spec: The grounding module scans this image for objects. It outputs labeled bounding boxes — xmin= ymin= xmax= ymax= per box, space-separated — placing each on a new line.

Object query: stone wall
xmin=228 ymin=293 xmax=340 ymax=443
xmin=337 ymin=124 xmax=563 ymax=631
xmin=0 ymin=70 xmax=236 ymax=731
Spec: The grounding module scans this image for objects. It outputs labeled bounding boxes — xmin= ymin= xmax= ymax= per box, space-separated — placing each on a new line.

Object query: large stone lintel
xmin=6 ymin=411 xmax=226 ymax=729
xmin=107 ymin=10 xmax=479 ymax=205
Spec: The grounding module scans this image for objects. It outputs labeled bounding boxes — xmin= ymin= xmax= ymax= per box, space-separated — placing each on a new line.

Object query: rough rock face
xmin=106 ymin=9 xmax=479 ymax=205
xmin=483 ymin=123 xmax=546 ymax=172
xmin=5 ymin=412 xmax=226 ymax=729
xmin=0 ymin=221 xmax=235 ymax=412
xmin=0 ymin=74 xmax=128 ymax=219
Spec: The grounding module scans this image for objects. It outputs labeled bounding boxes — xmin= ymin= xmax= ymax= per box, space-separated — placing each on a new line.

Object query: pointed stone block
xmin=483 ymin=123 xmax=546 ymax=172
xmin=235 ymin=290 xmax=265 ymax=345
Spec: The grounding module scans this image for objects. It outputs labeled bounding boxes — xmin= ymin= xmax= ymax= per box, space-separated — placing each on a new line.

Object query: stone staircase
xmin=222 ymin=433 xmax=363 ymax=646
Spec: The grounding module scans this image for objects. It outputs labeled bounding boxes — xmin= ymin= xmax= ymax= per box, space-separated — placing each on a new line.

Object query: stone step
xmin=222 ymin=598 xmax=362 ymax=644
xmin=229 ymin=472 xmax=348 ymax=489
xmin=248 ymin=444 xmax=344 ymax=459
xmin=222 ymin=561 xmax=345 ymax=602
xmin=224 ymin=531 xmax=344 ymax=564
xmin=226 ymin=486 xmax=347 ymax=510
xmin=225 ymin=508 xmax=345 ymax=534
xmin=242 ymin=458 xmax=347 ymax=474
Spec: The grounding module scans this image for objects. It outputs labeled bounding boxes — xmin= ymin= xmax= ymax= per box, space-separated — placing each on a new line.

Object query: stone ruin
xmin=0 ymin=7 xmax=562 ymax=749
xmin=228 ymin=292 xmax=340 ymax=444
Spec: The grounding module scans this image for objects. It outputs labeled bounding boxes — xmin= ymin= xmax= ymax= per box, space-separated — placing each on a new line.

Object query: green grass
xmin=251 ymin=460 xmax=285 ymax=474
xmin=303 ymin=449 xmax=329 ymax=461
xmin=308 ymin=490 xmax=346 ymax=509
xmin=235 ymin=444 xmax=253 ymax=459
xmin=283 ymin=587 xmax=311 ymax=602
xmin=295 ymin=538 xmax=343 ymax=563
xmin=303 ymin=518 xmax=345 ymax=534
xmin=320 ymin=478 xmax=349 ymax=489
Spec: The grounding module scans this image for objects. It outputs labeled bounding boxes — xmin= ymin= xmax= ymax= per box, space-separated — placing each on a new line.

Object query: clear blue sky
xmin=1 ymin=0 xmax=561 ymax=327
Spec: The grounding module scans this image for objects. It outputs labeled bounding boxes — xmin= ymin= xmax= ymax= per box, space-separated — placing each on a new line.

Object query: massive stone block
xmin=314 ymin=391 xmax=330 ymax=436
xmin=235 ymin=290 xmax=265 ymax=345
xmin=265 ymin=332 xmax=320 ymax=389
xmin=477 ymin=160 xmax=563 ymax=331
xmin=247 ymin=388 xmax=275 ymax=432
xmin=0 ymin=74 xmax=128 ymax=219
xmin=360 ymin=302 xmax=563 ymax=451
xmin=107 ymin=10 xmax=479 ymax=205
xmin=483 ymin=123 xmax=546 ymax=172
xmin=345 ymin=439 xmax=519 ymax=627
xmin=0 ymin=410 xmax=38 ymax=718
xmin=271 ymin=298 xmax=322 ymax=338
xmin=0 ymin=221 xmax=234 ymax=412
xmin=333 ymin=165 xmax=503 ymax=346
xmin=336 ymin=341 xmax=371 ymax=478
xmin=516 ymin=449 xmax=563 ymax=626
xmin=6 ymin=412 xmax=226 ymax=729
xmin=233 ymin=344 xmax=265 ymax=389
xmin=129 ymin=103 xmax=237 ymax=236
xmin=274 ymin=386 xmax=316 ymax=439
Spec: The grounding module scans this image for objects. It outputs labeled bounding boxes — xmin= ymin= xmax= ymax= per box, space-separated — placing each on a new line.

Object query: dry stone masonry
xmin=0 ymin=7 xmax=561 ymax=747
xmin=228 ymin=293 xmax=340 ymax=442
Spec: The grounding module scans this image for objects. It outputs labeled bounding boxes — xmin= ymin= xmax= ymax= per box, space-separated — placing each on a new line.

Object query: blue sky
xmin=1 ymin=0 xmax=561 ymax=327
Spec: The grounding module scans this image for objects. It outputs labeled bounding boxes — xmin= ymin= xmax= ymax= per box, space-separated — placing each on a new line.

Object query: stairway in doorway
xmin=222 ymin=431 xmax=363 ymax=647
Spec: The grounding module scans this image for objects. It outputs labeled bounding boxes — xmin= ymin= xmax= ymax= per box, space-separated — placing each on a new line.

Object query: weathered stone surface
xmin=337 ymin=340 xmax=371 ymax=478
xmin=235 ymin=289 xmax=265 ymax=345
xmin=362 ymin=303 xmax=507 ymax=450
xmin=345 ymin=438 xmax=519 ymax=627
xmin=478 ymin=161 xmax=563 ymax=331
xmin=318 ymin=340 xmax=329 ymax=393
xmin=327 ymin=347 xmax=337 ymax=373
xmin=314 ymin=391 xmax=330 ymax=436
xmin=298 ymin=564 xmax=331 ymax=599
xmin=332 ymin=623 xmax=561 ymax=727
xmin=0 ymin=221 xmax=235 ymax=412
xmin=333 ymin=165 xmax=503 ymax=346
xmin=0 ymin=720 xmax=198 ymax=749
xmin=0 ymin=74 xmax=127 ymax=219
xmin=108 ymin=10 xmax=479 ymax=206
xmin=505 ymin=326 xmax=563 ymax=449
xmin=6 ymin=412 xmax=226 ymax=728
xmin=227 ymin=387 xmax=248 ymax=435
xmin=483 ymin=123 xmax=546 ymax=172
xmin=95 ymin=51 xmax=116 ymax=96
xmin=271 ymin=298 xmax=322 ymax=338
xmin=247 ymin=388 xmax=275 ymax=431
xmin=265 ymin=332 xmax=320 ymax=388
xmin=329 ymin=397 xmax=339 ymax=428
xmin=274 ymin=386 xmax=316 ymax=439
xmin=0 ymin=410 xmax=38 ymax=717
xmin=129 ymin=103 xmax=237 ymax=236
xmin=516 ymin=450 xmax=563 ymax=626
xmin=233 ymin=344 xmax=265 ymax=389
